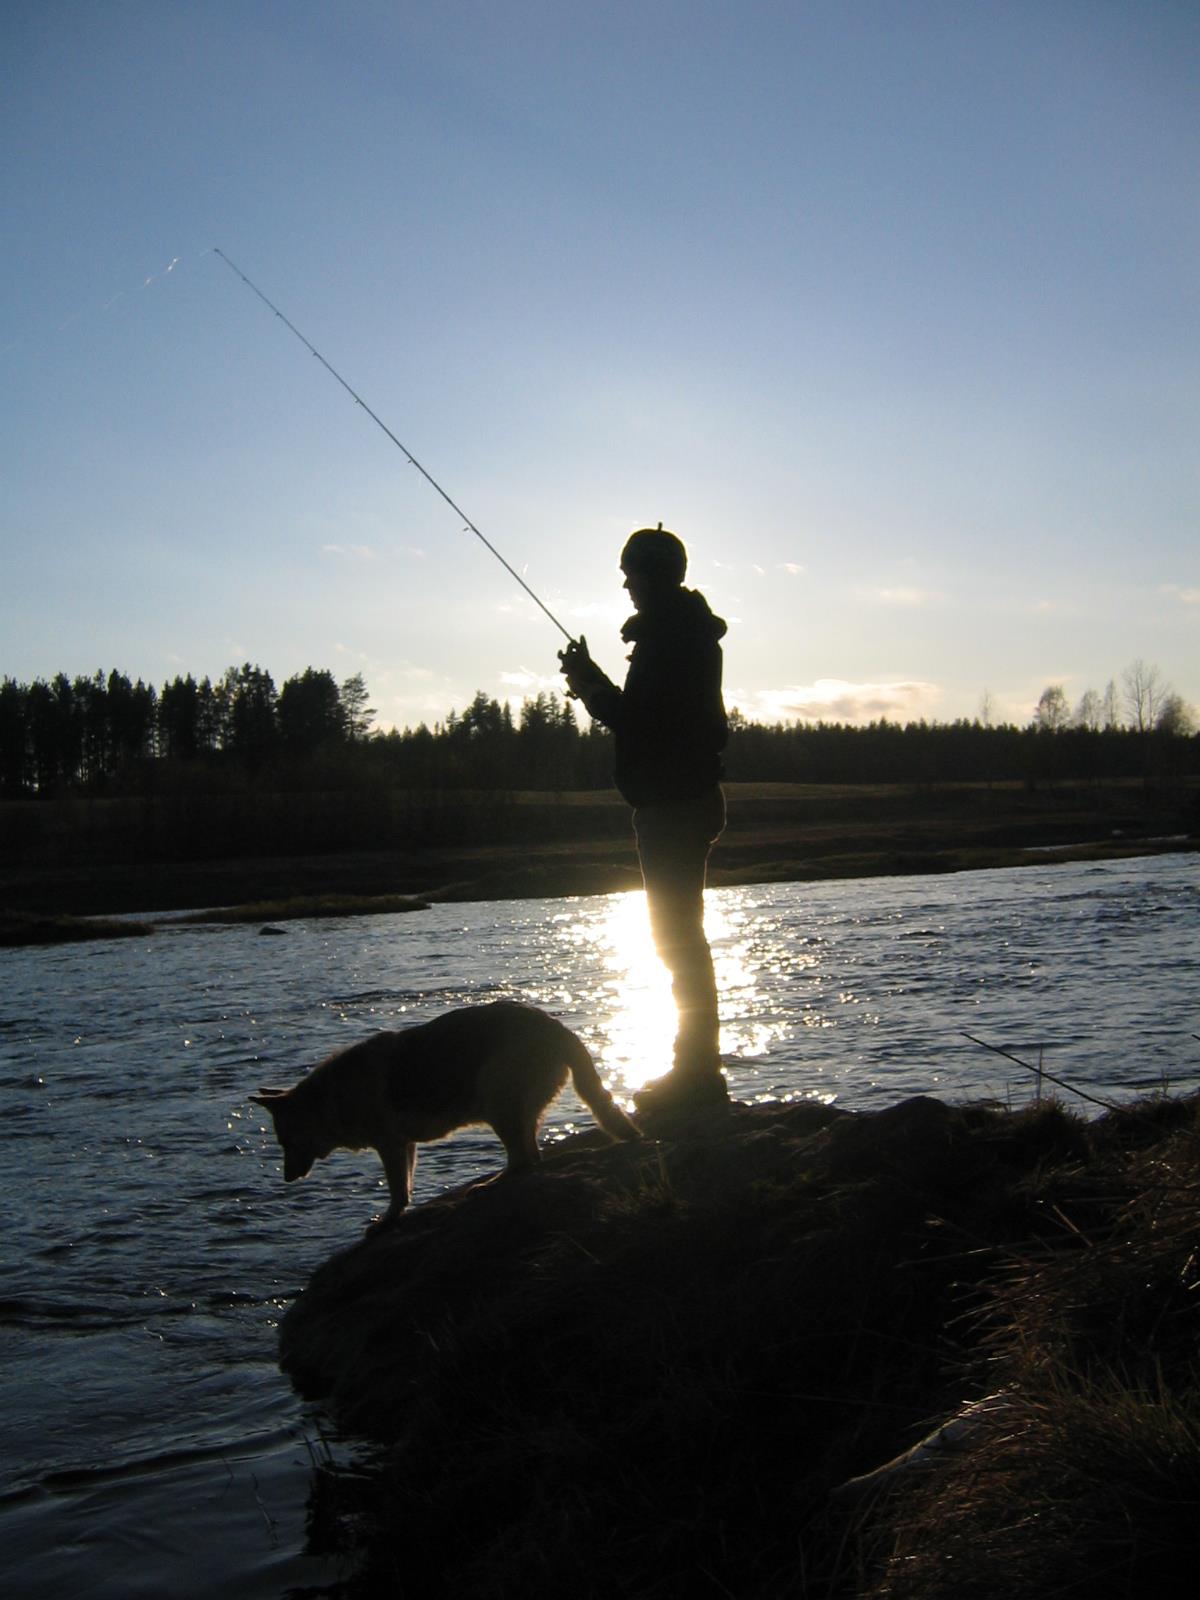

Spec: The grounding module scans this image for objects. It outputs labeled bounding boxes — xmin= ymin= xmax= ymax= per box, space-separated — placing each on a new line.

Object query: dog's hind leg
xmin=479 ymin=1045 xmax=558 ymax=1174
xmin=490 ymin=1111 xmax=542 ymax=1173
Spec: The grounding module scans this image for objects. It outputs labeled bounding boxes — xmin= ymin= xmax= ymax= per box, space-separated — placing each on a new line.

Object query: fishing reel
xmin=558 ymin=635 xmax=601 ymax=700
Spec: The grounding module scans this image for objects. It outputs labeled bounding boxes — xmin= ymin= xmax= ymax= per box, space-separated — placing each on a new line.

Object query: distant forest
xmin=1 ymin=662 xmax=1196 ymax=799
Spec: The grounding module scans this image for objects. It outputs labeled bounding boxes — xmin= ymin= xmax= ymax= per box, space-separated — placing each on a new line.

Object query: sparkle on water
xmin=537 ymin=887 xmax=815 ymax=1099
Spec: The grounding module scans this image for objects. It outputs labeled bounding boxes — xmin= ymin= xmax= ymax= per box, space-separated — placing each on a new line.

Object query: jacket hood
xmin=621 ymin=586 xmax=728 ymax=645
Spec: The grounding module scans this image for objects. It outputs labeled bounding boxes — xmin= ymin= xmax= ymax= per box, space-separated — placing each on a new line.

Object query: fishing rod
xmin=960 ymin=1032 xmax=1115 ymax=1111
xmin=212 ymin=248 xmax=576 ymax=643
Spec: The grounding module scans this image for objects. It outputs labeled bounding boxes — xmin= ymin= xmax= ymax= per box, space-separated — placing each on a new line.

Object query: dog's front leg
xmin=376 ymin=1138 xmax=417 ymax=1224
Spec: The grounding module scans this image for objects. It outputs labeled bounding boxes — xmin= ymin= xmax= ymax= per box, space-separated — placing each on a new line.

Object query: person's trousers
xmin=633 ymin=787 xmax=726 ymax=1077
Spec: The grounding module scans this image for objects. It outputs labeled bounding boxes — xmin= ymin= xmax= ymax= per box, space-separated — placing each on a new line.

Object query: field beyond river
xmin=2 ymin=778 xmax=1196 ymax=928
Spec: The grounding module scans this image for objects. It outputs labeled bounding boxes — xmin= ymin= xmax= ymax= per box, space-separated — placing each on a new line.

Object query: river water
xmin=2 ymin=853 xmax=1196 ymax=1596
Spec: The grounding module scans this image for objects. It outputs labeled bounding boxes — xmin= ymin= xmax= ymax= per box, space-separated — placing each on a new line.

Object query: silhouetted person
xmin=559 ymin=525 xmax=729 ymax=1110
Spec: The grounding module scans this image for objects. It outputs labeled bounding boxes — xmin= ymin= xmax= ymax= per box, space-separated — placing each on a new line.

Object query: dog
xmin=251 ymin=1000 xmax=640 ymax=1222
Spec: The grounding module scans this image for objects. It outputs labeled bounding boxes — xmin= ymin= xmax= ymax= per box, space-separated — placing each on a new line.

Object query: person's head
xmin=620 ymin=525 xmax=687 ymax=609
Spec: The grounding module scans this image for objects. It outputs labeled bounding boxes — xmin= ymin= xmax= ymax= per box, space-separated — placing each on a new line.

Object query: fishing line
xmin=4 ymin=252 xmax=194 ymax=360
xmin=212 ymin=249 xmax=575 ymax=643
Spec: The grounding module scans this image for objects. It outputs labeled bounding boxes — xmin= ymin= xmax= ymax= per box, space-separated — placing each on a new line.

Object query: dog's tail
xmin=564 ymin=1031 xmax=642 ymax=1142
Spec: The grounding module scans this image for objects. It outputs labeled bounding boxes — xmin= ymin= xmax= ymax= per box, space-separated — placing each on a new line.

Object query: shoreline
xmin=3 ymin=777 xmax=1194 ymax=943
xmin=1 ymin=833 xmax=1194 ymax=946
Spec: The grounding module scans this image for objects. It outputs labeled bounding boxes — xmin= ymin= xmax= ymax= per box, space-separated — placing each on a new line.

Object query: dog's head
xmin=251 ymin=1087 xmax=327 ymax=1182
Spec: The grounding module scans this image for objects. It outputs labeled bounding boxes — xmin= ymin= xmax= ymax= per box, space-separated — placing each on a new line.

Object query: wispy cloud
xmin=566 ymin=599 xmax=627 ymax=621
xmin=370 ymin=664 xmax=450 ymax=731
xmin=321 ymin=543 xmax=376 ymax=561
xmin=1162 ymin=584 xmax=1200 ymax=605
xmin=376 ymin=660 xmax=439 ymax=685
xmin=499 ymin=666 xmax=561 ymax=696
xmin=712 ymin=560 xmax=806 ymax=578
xmin=733 ymin=678 xmax=942 ymax=725
xmin=864 ymin=585 xmax=944 ymax=608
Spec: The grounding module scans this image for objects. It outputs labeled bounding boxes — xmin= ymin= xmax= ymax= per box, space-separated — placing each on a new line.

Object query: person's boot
xmin=633 ymin=1067 xmax=729 ymax=1115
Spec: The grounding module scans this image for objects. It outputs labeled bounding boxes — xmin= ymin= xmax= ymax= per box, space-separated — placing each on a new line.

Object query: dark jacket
xmin=578 ymin=587 xmax=728 ymax=806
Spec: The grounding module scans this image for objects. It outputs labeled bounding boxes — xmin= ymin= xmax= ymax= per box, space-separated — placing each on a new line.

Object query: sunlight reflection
xmin=553 ymin=887 xmax=800 ymax=1096
xmin=582 ymin=891 xmax=675 ymax=1092
xmin=706 ymin=898 xmax=792 ymax=1067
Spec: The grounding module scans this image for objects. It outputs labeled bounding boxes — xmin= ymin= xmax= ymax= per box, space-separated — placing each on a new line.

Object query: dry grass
xmin=855 ymin=1095 xmax=1200 ymax=1599
xmin=272 ymin=1091 xmax=1200 ymax=1596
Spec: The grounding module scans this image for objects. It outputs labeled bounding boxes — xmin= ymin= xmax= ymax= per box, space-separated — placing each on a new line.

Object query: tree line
xmin=1030 ymin=659 xmax=1194 ymax=738
xmin=0 ymin=665 xmax=373 ymax=796
xmin=0 ymin=660 xmax=1195 ymax=800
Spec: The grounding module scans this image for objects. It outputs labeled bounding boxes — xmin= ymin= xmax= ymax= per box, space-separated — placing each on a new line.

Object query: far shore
xmin=3 ymin=778 xmax=1194 ymax=945
xmin=2 ymin=830 xmax=1194 ymax=947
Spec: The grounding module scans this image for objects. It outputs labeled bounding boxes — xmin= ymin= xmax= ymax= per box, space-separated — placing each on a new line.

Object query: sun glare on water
xmin=565 ymin=890 xmax=675 ymax=1094
xmin=547 ymin=887 xmax=795 ymax=1099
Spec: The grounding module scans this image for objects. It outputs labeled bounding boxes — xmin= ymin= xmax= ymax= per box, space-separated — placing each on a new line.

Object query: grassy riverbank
xmin=1 ymin=780 xmax=1195 ymax=943
xmin=2 ymin=833 xmax=1193 ymax=948
xmin=278 ymin=1089 xmax=1200 ymax=1597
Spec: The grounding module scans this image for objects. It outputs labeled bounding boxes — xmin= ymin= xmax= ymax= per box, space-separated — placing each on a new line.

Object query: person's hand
xmin=558 ymin=635 xmax=602 ymax=699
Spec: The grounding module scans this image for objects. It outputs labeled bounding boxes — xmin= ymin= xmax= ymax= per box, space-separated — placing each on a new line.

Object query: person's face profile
xmin=622 ymin=564 xmax=655 ymax=612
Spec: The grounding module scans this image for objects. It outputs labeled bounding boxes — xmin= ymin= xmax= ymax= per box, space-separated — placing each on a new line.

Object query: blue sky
xmin=4 ymin=0 xmax=1196 ymax=731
